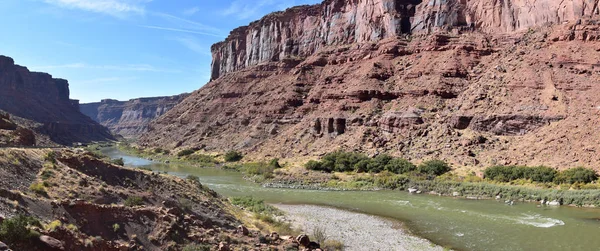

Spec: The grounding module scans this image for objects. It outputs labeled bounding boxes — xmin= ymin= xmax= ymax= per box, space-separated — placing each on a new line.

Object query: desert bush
xmin=111 ymin=158 xmax=124 ymax=166
xmin=312 ymin=226 xmax=327 ymax=244
xmin=124 ymin=196 xmax=144 ymax=207
xmin=182 ymin=244 xmax=211 ymax=251
xmin=484 ymin=165 xmax=557 ymax=183
xmin=323 ymin=239 xmax=345 ymax=251
xmin=306 ymin=151 xmax=421 ymax=175
xmin=419 ymin=160 xmax=451 ymax=177
xmin=177 ymin=149 xmax=196 ymax=157
xmin=44 ymin=151 xmax=57 ymax=164
xmin=185 ymin=154 xmax=216 ymax=164
xmin=384 ymin=158 xmax=417 ymax=174
xmin=0 ymin=215 xmax=42 ymax=244
xmin=29 ymin=183 xmax=47 ymax=196
xmin=112 ymin=223 xmax=120 ymax=232
xmin=230 ymin=196 xmax=281 ymax=216
xmin=269 ymin=158 xmax=282 ymax=169
xmin=555 ymin=167 xmax=598 ymax=184
xmin=224 ymin=151 xmax=243 ymax=162
xmin=306 ymin=160 xmax=326 ymax=172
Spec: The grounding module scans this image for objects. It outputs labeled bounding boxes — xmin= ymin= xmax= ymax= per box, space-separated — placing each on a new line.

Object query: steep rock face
xmin=141 ymin=0 xmax=600 ymax=170
xmin=211 ymin=0 xmax=599 ymax=79
xmin=80 ymin=94 xmax=189 ymax=138
xmin=0 ymin=56 xmax=114 ymax=145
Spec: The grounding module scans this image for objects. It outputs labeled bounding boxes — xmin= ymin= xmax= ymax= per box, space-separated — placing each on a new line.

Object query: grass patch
xmin=29 ymin=182 xmax=47 ymax=196
xmin=230 ymin=197 xmax=281 ymax=216
xmin=224 ymin=151 xmax=243 ymax=162
xmin=124 ymin=196 xmax=144 ymax=207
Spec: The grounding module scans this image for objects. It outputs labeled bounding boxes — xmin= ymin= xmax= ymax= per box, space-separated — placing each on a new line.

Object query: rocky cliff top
xmin=210 ymin=0 xmax=600 ymax=79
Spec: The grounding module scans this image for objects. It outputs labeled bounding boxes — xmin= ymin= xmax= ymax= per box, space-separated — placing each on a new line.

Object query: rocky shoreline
xmin=274 ymin=204 xmax=443 ymax=251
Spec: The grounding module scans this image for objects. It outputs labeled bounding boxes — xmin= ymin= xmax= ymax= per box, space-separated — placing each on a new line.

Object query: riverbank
xmin=275 ymin=204 xmax=443 ymax=251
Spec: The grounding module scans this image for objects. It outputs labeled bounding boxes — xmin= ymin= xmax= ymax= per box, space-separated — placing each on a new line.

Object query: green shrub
xmin=0 ymin=215 xmax=42 ymax=244
xmin=230 ymin=196 xmax=281 ymax=216
xmin=177 ymin=149 xmax=196 ymax=157
xmin=243 ymin=162 xmax=276 ymax=179
xmin=385 ymin=158 xmax=417 ymax=174
xmin=419 ymin=160 xmax=451 ymax=177
xmin=555 ymin=167 xmax=598 ymax=184
xmin=44 ymin=151 xmax=57 ymax=164
xmin=29 ymin=183 xmax=47 ymax=196
xmin=124 ymin=196 xmax=144 ymax=207
xmin=182 ymin=244 xmax=211 ymax=251
xmin=40 ymin=170 xmax=54 ymax=180
xmin=185 ymin=154 xmax=216 ymax=164
xmin=305 ymin=160 xmax=325 ymax=171
xmin=269 ymin=158 xmax=282 ymax=169
xmin=112 ymin=223 xmax=120 ymax=232
xmin=111 ymin=158 xmax=125 ymax=166
xmin=224 ymin=151 xmax=243 ymax=162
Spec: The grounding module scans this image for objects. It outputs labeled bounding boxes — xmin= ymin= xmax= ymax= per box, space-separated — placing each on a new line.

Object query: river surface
xmin=103 ymin=148 xmax=600 ymax=251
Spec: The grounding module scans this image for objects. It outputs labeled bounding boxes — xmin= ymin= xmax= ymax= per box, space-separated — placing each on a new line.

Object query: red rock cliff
xmin=0 ymin=55 xmax=114 ymax=145
xmin=211 ymin=0 xmax=599 ymax=79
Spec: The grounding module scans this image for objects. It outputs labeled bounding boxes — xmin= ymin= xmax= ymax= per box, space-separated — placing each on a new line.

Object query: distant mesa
xmin=80 ymin=94 xmax=190 ymax=139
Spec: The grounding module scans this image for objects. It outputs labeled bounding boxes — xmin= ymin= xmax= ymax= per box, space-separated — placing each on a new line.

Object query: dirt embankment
xmin=0 ymin=148 xmax=322 ymax=251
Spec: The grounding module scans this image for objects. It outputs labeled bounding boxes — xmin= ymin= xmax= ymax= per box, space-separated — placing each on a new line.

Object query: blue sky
xmin=0 ymin=0 xmax=320 ymax=103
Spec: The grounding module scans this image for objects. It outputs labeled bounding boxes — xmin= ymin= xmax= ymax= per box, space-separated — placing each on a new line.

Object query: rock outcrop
xmin=80 ymin=94 xmax=189 ymax=138
xmin=211 ymin=0 xmax=600 ymax=79
xmin=0 ymin=56 xmax=114 ymax=145
xmin=140 ymin=0 xmax=600 ymax=170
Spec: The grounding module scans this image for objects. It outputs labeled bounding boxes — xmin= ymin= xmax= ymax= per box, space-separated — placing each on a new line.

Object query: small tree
xmin=0 ymin=215 xmax=42 ymax=244
xmin=224 ymin=151 xmax=243 ymax=162
xmin=419 ymin=160 xmax=451 ymax=176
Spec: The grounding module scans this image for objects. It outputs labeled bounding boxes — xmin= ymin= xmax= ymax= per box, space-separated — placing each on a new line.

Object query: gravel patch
xmin=274 ymin=204 xmax=443 ymax=251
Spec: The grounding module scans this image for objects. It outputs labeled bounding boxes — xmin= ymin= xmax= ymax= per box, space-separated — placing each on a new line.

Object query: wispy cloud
xmin=33 ymin=63 xmax=180 ymax=73
xmin=43 ymin=0 xmax=152 ymax=17
xmin=139 ymin=25 xmax=223 ymax=38
xmin=171 ymin=37 xmax=210 ymax=55
xmin=76 ymin=77 xmax=138 ymax=85
xmin=222 ymin=0 xmax=298 ymax=20
xmin=182 ymin=6 xmax=200 ymax=16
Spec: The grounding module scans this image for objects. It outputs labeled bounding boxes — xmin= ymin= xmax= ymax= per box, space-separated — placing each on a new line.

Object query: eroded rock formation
xmin=0 ymin=56 xmax=113 ymax=145
xmin=80 ymin=94 xmax=189 ymax=138
xmin=140 ymin=0 xmax=600 ymax=169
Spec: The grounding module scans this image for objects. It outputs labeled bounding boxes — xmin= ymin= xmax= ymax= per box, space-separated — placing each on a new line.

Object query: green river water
xmin=102 ymin=148 xmax=600 ymax=251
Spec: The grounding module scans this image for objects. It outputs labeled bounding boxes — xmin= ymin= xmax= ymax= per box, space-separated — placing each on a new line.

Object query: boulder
xmin=296 ymin=234 xmax=310 ymax=247
xmin=0 ymin=241 xmax=9 ymax=251
xmin=218 ymin=242 xmax=229 ymax=251
xmin=548 ymin=200 xmax=561 ymax=206
xmin=452 ymin=192 xmax=461 ymax=197
xmin=237 ymin=225 xmax=249 ymax=235
xmin=408 ymin=188 xmax=418 ymax=193
xmin=39 ymin=235 xmax=64 ymax=250
xmin=270 ymin=232 xmax=279 ymax=240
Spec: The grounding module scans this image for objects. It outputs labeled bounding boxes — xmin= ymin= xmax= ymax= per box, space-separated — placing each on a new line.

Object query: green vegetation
xmin=124 ymin=196 xmax=144 ymax=207
xmin=177 ymin=149 xmax=196 ymax=157
xmin=0 ymin=215 xmax=42 ymax=244
xmin=484 ymin=165 xmax=598 ymax=185
xmin=323 ymin=239 xmax=345 ymax=251
xmin=182 ymin=244 xmax=211 ymax=251
xmin=45 ymin=220 xmax=62 ymax=232
xmin=110 ymin=158 xmax=125 ymax=166
xmin=305 ymin=151 xmax=451 ymax=177
xmin=44 ymin=151 xmax=57 ymax=164
xmin=230 ymin=196 xmax=281 ymax=216
xmin=29 ymin=182 xmax=47 ymax=196
xmin=224 ymin=150 xmax=243 ymax=162
xmin=112 ymin=223 xmax=120 ymax=232
xmin=311 ymin=226 xmax=327 ymax=244
xmin=40 ymin=170 xmax=54 ymax=180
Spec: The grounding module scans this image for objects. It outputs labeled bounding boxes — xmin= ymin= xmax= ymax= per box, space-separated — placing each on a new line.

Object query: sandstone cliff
xmin=140 ymin=0 xmax=600 ymax=170
xmin=80 ymin=94 xmax=189 ymax=138
xmin=0 ymin=55 xmax=114 ymax=145
xmin=211 ymin=0 xmax=600 ymax=79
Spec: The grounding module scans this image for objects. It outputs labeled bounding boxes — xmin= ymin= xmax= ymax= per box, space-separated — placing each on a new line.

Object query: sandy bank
xmin=274 ymin=204 xmax=443 ymax=251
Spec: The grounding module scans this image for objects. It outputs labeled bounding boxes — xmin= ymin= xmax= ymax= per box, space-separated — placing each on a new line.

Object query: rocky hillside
xmin=80 ymin=94 xmax=189 ymax=138
xmin=0 ymin=149 xmax=306 ymax=250
xmin=0 ymin=56 xmax=113 ymax=145
xmin=139 ymin=0 xmax=600 ymax=170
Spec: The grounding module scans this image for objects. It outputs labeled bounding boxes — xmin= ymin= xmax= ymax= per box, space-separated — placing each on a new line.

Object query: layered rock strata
xmin=80 ymin=94 xmax=189 ymax=138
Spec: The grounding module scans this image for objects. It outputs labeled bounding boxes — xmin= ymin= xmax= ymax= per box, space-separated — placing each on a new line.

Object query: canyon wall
xmin=80 ymin=94 xmax=189 ymax=138
xmin=0 ymin=55 xmax=114 ymax=145
xmin=211 ymin=0 xmax=600 ymax=79
xmin=141 ymin=0 xmax=600 ymax=170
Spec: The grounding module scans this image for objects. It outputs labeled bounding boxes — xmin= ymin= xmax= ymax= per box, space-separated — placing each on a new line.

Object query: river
xmin=103 ymin=147 xmax=600 ymax=251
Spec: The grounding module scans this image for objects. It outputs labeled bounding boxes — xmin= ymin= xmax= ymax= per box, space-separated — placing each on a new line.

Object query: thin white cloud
xmin=33 ymin=63 xmax=180 ymax=73
xmin=171 ymin=37 xmax=211 ymax=56
xmin=43 ymin=0 xmax=151 ymax=17
xmin=182 ymin=6 xmax=200 ymax=16
xmin=76 ymin=77 xmax=138 ymax=85
xmin=222 ymin=0 xmax=298 ymax=20
xmin=139 ymin=25 xmax=224 ymax=38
